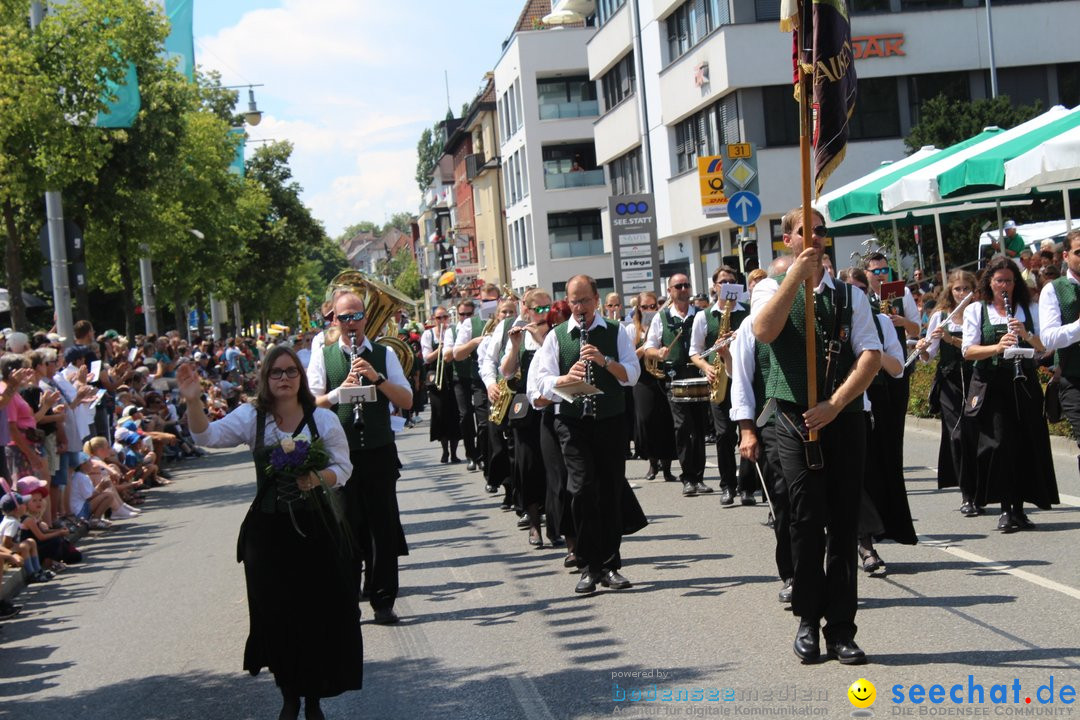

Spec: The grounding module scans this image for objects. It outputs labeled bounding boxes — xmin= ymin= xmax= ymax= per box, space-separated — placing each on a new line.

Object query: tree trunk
xmin=2 ymin=200 xmax=28 ymax=331
xmin=171 ymin=285 xmax=186 ymax=342
xmin=117 ymin=245 xmax=138 ymax=340
xmin=195 ymin=290 xmax=206 ymax=339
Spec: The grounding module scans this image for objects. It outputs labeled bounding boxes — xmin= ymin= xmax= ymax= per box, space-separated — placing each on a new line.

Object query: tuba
xmin=329 ymin=270 xmax=417 ymax=376
xmin=709 ymin=297 xmax=735 ymax=404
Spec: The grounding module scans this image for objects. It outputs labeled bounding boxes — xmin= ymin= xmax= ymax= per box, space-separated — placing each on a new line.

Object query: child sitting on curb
xmin=68 ymin=452 xmax=139 ymax=530
xmin=1 ymin=493 xmax=52 ymax=583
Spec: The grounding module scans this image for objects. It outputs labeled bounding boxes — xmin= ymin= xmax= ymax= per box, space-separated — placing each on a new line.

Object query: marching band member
xmin=1039 ymin=230 xmax=1080 ymax=477
xmin=449 ymin=299 xmax=479 ymax=469
xmin=962 ymin=257 xmax=1058 ymax=533
xmin=644 ymin=274 xmax=708 ymax=498
xmin=478 ymin=299 xmax=519 ymax=511
xmin=420 ymin=309 xmax=460 ymax=463
xmin=453 ymin=284 xmax=503 ymax=481
xmin=627 ymin=292 xmax=677 ymax=482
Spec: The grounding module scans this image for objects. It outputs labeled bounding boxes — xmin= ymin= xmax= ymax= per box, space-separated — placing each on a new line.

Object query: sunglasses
xmin=531 ymin=305 xmax=551 ymax=313
xmin=605 ymin=303 xmax=620 ymax=308
xmin=640 ymin=304 xmax=658 ymax=310
xmin=458 ymin=311 xmax=474 ymax=317
xmin=672 ymin=283 xmax=691 ymax=290
xmin=337 ymin=311 xmax=366 ymax=323
xmin=268 ymin=367 xmax=301 ymax=380
xmin=433 ymin=315 xmax=448 ymax=320
xmin=795 ymin=225 xmax=829 ymax=238
xmin=869 ymin=267 xmax=890 ymax=276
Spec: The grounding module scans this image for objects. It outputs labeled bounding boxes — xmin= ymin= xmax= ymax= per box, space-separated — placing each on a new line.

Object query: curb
xmin=906 ymin=414 xmax=1078 ymax=458
xmin=1 ymin=516 xmax=89 ymax=607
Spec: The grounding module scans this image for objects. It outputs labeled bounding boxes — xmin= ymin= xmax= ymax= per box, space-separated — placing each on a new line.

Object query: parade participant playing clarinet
xmin=532 ymin=275 xmax=643 ymax=594
xmin=1039 ymin=230 xmax=1080 ymax=478
xmin=644 ymin=274 xmax=708 ymax=498
xmin=752 ymin=208 xmax=881 ymax=665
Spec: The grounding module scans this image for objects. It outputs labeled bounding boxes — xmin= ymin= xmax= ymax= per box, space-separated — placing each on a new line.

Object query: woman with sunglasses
xmin=961 ymin=257 xmax=1058 ymax=533
xmin=420 ymin=309 xmax=461 ymax=463
xmin=179 ymin=345 xmax=361 ymax=720
xmin=627 ymin=292 xmax=677 ymax=482
xmin=606 ymin=293 xmax=637 ymax=460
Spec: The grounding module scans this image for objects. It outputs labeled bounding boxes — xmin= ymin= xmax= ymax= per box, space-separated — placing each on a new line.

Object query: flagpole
xmin=797 ymin=2 xmax=818 ymax=449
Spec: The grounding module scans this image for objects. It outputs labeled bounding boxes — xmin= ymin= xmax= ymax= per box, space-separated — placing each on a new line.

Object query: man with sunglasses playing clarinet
xmin=308 ymin=289 xmax=414 ymax=625
xmin=645 ymin=274 xmax=709 ymax=497
xmin=752 ymin=208 xmax=881 ymax=665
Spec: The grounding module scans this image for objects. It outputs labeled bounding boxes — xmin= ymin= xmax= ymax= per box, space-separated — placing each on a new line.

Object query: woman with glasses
xmin=915 ymin=270 xmax=979 ymax=516
xmin=627 ymin=292 xmax=677 ymax=482
xmin=502 ymin=289 xmax=553 ymax=548
xmin=606 ymin=292 xmax=636 ymax=460
xmin=962 ymin=257 xmax=1058 ymax=533
xmin=179 ymin=346 xmax=361 ymax=720
xmin=421 ymin=310 xmax=461 ymax=463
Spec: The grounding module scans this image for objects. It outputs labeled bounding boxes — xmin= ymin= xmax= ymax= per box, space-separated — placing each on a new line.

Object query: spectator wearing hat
xmin=1 ymin=493 xmax=53 ymax=582
xmin=15 ymin=478 xmax=76 ymax=570
xmin=991 ymin=220 xmax=1026 ymax=259
xmin=69 ymin=451 xmax=138 ymax=528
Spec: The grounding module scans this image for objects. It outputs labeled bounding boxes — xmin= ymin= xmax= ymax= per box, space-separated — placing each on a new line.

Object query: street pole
xmin=138 ymin=244 xmax=158 ymax=336
xmin=209 ymin=292 xmax=223 ymax=341
xmin=629 ymin=0 xmax=653 ymax=193
xmin=31 ymin=3 xmax=74 ymax=347
xmin=985 ymin=0 xmax=998 ymax=98
xmin=233 ymin=300 xmax=242 ymax=336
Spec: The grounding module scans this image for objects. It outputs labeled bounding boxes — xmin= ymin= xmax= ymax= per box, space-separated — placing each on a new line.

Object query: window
xmin=762 ymin=85 xmax=799 ymax=147
xmin=596 ymin=0 xmax=626 ymax=27
xmin=851 ymin=0 xmax=890 ymax=12
xmin=549 ymin=211 xmax=604 ymax=259
xmin=601 ymin=53 xmax=636 ymax=112
xmin=755 ymin=0 xmax=779 ymax=22
xmin=849 ymin=77 xmax=901 ymax=140
xmin=538 ymin=76 xmax=599 ymax=119
xmin=553 ymin=278 xmax=614 ymax=300
xmin=899 ymin=0 xmax=962 ymax=10
xmin=665 ymin=0 xmax=730 ymax=65
xmin=673 ymin=93 xmax=740 ymax=173
xmin=993 ymin=66 xmax=1049 ymax=109
xmin=543 ymin=143 xmax=605 ymax=189
xmin=1059 ymin=63 xmax=1080 ymax=108
xmin=908 ymin=71 xmax=969 ymax=126
xmin=609 ymin=147 xmax=644 ymax=196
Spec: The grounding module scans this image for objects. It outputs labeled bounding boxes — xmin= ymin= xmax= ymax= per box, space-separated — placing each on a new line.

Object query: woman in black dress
xmin=181 ymin=346 xmax=361 ymax=720
xmin=961 ymin=257 xmax=1059 ymax=532
xmin=627 ymin=292 xmax=677 ymax=481
xmin=421 ymin=310 xmax=461 ymax=463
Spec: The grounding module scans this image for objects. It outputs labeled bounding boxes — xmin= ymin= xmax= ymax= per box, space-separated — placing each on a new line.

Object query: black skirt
xmin=632 ymin=364 xmax=676 ymax=461
xmin=935 ymin=366 xmax=977 ymax=497
xmin=864 ymin=382 xmax=917 ymax=545
xmin=513 ymin=408 xmax=547 ymax=509
xmin=426 ymin=364 xmax=460 ymax=443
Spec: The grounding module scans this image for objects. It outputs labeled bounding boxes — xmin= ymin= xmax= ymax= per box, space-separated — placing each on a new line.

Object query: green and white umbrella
xmin=819 ymin=145 xmax=940 ymax=224
xmin=1005 ymin=123 xmax=1080 ymax=190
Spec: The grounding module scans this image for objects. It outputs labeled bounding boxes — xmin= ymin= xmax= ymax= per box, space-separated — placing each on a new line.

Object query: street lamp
xmin=221 ymin=84 xmax=265 ymax=126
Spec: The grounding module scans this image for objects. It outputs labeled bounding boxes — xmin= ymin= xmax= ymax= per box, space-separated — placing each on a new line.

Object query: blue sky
xmin=193 ymin=0 xmax=526 ymax=239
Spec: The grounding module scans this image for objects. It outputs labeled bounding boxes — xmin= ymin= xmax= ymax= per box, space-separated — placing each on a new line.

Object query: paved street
xmin=2 ymin=418 xmax=1079 ymax=719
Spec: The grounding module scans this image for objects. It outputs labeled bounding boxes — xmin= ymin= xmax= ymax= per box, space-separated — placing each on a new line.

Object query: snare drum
xmin=669 ymin=377 xmax=710 ymax=403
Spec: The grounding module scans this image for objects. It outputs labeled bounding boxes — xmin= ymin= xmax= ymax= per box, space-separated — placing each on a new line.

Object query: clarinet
xmin=1000 ymin=291 xmax=1027 ymax=383
xmin=347 ymin=331 xmax=365 ymax=429
xmin=577 ymin=313 xmax=596 ymax=419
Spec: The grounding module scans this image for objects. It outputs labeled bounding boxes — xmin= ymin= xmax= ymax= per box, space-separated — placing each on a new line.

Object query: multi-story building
xmin=579 ymin=0 xmax=1080 ymax=291
xmin=495 ymin=0 xmax=615 ymax=298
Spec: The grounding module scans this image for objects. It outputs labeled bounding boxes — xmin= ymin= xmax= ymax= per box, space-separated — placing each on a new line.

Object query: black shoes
xmin=467 ymin=459 xmax=478 ymax=472
xmin=0 ymin=600 xmax=21 ymax=620
xmin=440 ymin=452 xmax=449 ymax=464
xmin=1013 ymin=511 xmax=1036 ymax=530
xmin=693 ymin=482 xmax=713 ymax=495
xmin=563 ymin=552 xmax=578 ymax=569
xmin=372 ymin=608 xmax=400 ymax=625
xmin=662 ymin=469 xmax=679 ymax=482
xmin=826 ymin=638 xmax=867 ymax=665
xmin=599 ymin=569 xmax=632 ymax=590
xmin=719 ymin=488 xmax=735 ymax=506
xmin=997 ymin=512 xmax=1019 ymax=533
xmin=778 ymin=579 xmax=793 ymax=604
xmin=644 ymin=464 xmax=659 ymax=481
xmin=449 ymin=455 xmax=462 ymax=464
xmin=575 ymin=571 xmax=597 ymax=594
xmin=516 ymin=514 xmax=531 ymax=529
xmin=859 ymin=549 xmax=885 ymax=575
xmin=793 ymin=620 xmax=820 ymax=662
xmin=484 ymin=484 xmax=499 ymax=494
xmin=682 ymin=482 xmax=697 ymax=497
xmin=528 ymin=529 xmax=543 ymax=548
xmin=740 ymin=490 xmax=756 ymax=506
xmin=960 ymin=500 xmax=978 ymax=517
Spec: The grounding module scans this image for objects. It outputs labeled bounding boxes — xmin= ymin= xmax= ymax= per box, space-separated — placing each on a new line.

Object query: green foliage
xmin=415 ymin=125 xmax=444 ymax=192
xmin=387 ymin=247 xmax=422 ymax=299
xmin=905 ymin=95 xmax=1043 ymax=154
xmin=383 ymin=211 xmax=415 ymax=235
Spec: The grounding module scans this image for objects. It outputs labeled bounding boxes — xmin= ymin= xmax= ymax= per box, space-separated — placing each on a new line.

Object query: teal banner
xmin=164 ymin=0 xmax=195 ymax=79
xmin=96 ymin=62 xmax=141 ymax=128
xmin=229 ymin=127 xmax=246 ymax=176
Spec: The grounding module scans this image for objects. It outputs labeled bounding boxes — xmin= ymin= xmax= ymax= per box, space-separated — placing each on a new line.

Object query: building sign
xmin=698 ymin=156 xmax=727 ymax=218
xmin=609 ymin=194 xmax=661 ymax=306
xmin=852 ymin=33 xmax=905 ymax=60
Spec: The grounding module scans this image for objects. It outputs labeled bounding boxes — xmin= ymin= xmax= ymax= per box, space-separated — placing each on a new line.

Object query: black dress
xmin=631 ymin=356 xmax=676 ymax=463
xmin=240 ymin=409 xmax=363 ymax=697
xmin=930 ymin=311 xmax=977 ymax=498
xmin=424 ymin=330 xmax=460 ymax=443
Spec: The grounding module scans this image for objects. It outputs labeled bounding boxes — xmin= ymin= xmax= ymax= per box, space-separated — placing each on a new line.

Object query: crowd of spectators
xmin=0 ymin=321 xmax=268 ymax=622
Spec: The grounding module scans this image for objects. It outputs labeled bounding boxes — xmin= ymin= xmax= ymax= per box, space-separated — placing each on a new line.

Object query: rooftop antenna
xmin=444 ymin=70 xmax=452 ymax=118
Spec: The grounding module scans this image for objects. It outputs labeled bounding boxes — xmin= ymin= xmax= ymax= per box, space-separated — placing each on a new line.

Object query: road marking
xmin=507 ymin=675 xmax=559 ymax=720
xmin=919 ymin=535 xmax=1080 ymax=601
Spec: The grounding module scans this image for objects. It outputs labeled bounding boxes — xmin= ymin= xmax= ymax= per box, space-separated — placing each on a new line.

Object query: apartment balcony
xmin=539 ymin=99 xmax=600 ymax=120
xmin=544 ymin=168 xmax=606 ymax=190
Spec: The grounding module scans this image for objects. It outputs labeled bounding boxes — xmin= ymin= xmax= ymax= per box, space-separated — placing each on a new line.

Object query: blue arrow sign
xmin=727 ymin=190 xmax=761 ymax=226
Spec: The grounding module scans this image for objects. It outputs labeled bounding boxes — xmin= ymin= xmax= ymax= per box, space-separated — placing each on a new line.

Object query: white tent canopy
xmin=1004 ymin=123 xmax=1080 ymax=190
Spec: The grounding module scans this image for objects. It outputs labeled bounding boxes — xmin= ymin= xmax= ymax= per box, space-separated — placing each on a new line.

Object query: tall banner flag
xmin=780 ymin=0 xmax=857 ymax=197
xmin=229 ymin=127 xmax=246 ymax=176
xmin=97 ymin=63 xmax=141 ymax=128
xmin=149 ymin=0 xmax=195 ymax=79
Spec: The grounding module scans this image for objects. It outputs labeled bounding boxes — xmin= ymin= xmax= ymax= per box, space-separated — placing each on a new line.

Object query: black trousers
xmin=710 ymin=397 xmax=757 ymax=494
xmin=774 ymin=402 xmax=862 ymax=641
xmin=670 ymin=400 xmax=707 ymax=483
xmin=453 ymin=379 xmax=477 ymax=462
xmin=346 ymin=444 xmax=405 ymax=612
xmin=472 ymin=380 xmax=492 ymax=475
xmin=760 ymin=423 xmax=793 ymax=581
xmin=555 ymin=415 xmax=626 ymax=575
xmin=1059 ymin=376 xmax=1080 ymax=472
xmin=540 ymin=408 xmax=571 ymax=542
xmin=487 ymin=406 xmax=513 ymax=489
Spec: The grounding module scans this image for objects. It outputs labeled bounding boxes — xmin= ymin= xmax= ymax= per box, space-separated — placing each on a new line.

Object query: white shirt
xmin=750 ymin=273 xmax=882 ymax=357
xmin=728 ymin=318 xmax=758 ymax=423
xmin=531 ymin=314 xmax=640 ymax=413
xmin=643 ymin=305 xmax=696 ymax=350
xmin=296 ymin=348 xmax=312 ymax=368
xmin=54 ymin=369 xmax=91 ymax=442
xmin=689 ymin=301 xmax=748 ymax=357
xmin=875 ymin=313 xmax=905 ymax=379
xmin=961 ymin=300 xmax=1040 ymax=354
xmin=0 ymin=514 xmax=21 ymax=542
xmin=1039 ymin=269 xmax=1080 ymax=353
xmin=69 ymin=471 xmax=95 ymax=515
xmin=190 ymin=403 xmax=352 ymax=486
xmin=453 ymin=317 xmax=476 ymax=351
xmin=43 ymin=376 xmax=81 ymax=451
xmin=306 ymin=335 xmax=409 ymax=397
xmin=478 ymin=320 xmax=510 ymax=389
xmin=419 ymin=326 xmax=449 ymax=358
xmin=922 ymin=309 xmax=964 ymax=361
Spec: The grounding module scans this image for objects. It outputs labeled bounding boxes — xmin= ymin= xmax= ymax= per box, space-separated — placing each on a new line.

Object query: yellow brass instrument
xmin=489 ymin=371 xmax=518 ymax=424
xmin=329 ymin=270 xmax=417 ymax=376
xmin=645 ymin=327 xmax=683 ymax=379
xmin=709 ymin=297 xmax=736 ymax=405
xmin=433 ymin=326 xmax=446 ymax=391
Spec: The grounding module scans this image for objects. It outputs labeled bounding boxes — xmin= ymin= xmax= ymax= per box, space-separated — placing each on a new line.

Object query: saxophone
xmin=489 ymin=372 xmax=517 ymax=424
xmin=709 ymin=298 xmax=735 ymax=404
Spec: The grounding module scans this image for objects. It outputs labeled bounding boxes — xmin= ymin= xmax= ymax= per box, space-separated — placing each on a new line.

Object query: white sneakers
xmin=112 ymin=505 xmax=140 ymax=520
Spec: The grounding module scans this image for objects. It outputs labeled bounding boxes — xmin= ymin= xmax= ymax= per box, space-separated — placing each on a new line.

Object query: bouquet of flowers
xmin=265 ymin=435 xmax=353 ymax=556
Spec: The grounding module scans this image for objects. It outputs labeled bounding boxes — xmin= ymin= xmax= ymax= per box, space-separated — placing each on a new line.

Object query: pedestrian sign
xmin=698 ymin=156 xmax=727 ymax=218
xmin=727 ymin=191 xmax=762 ymax=227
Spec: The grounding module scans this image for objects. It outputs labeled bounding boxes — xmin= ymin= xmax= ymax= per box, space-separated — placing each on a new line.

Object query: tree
xmin=382 ymin=212 xmax=415 ymax=235
xmin=0 ymin=0 xmax=168 ymax=330
xmin=415 ymin=125 xmax=444 ymax=192
xmin=387 ymin=248 xmax=422 ymax=300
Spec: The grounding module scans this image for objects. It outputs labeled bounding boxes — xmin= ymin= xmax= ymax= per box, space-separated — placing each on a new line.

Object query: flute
xmin=904 ymin=291 xmax=973 ymax=367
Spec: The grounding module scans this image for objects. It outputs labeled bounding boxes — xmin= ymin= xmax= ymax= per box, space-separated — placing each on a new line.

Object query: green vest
xmin=451 ymin=323 xmax=474 ymax=382
xmin=974 ymin=301 xmax=1034 ymax=374
xmin=752 ymin=339 xmax=771 ymax=422
xmin=704 ymin=304 xmax=749 ymax=349
xmin=554 ymin=318 xmax=625 ymax=420
xmin=888 ymin=295 xmax=907 ymax=348
xmin=763 ymin=276 xmax=860 ymax=413
xmin=1052 ymin=277 xmax=1080 ymax=379
xmin=660 ymin=307 xmax=695 ymax=367
xmin=323 ymin=341 xmax=393 ymax=449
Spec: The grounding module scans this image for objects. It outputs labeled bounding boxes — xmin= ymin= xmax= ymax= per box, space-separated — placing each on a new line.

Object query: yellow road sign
xmin=698 ymin=156 xmax=726 ymax=213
